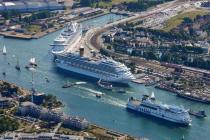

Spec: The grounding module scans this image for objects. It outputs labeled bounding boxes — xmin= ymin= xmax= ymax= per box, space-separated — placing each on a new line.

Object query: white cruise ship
xmin=51 ymin=22 xmax=82 ymax=54
xmin=54 ymin=51 xmax=135 ymax=84
xmin=126 ymin=95 xmax=191 ymax=125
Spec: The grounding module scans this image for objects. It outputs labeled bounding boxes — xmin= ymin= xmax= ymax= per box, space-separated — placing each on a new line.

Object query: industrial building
xmin=0 ymin=0 xmax=65 ymax=12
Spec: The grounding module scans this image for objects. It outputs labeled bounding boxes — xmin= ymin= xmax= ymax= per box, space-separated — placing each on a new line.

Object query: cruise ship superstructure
xmin=55 ymin=52 xmax=135 ymax=83
xmin=51 ymin=22 xmax=82 ymax=54
xmin=126 ymin=95 xmax=191 ymax=125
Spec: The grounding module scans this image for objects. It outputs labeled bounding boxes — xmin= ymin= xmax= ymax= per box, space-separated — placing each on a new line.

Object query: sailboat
xmin=151 ymin=92 xmax=155 ymax=100
xmin=15 ymin=57 xmax=21 ymax=71
xmin=2 ymin=45 xmax=6 ymax=55
xmin=25 ymin=57 xmax=37 ymax=69
xmin=29 ymin=57 xmax=37 ymax=67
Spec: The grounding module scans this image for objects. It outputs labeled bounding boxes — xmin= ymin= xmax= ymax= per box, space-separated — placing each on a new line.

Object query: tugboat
xmin=177 ymin=92 xmax=210 ymax=104
xmin=62 ymin=81 xmax=76 ymax=88
xmin=189 ymin=109 xmax=207 ymax=118
xmin=97 ymin=79 xmax=113 ymax=90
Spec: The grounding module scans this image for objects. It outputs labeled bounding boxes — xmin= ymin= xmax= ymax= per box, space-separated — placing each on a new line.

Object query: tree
xmin=80 ymin=0 xmax=92 ymax=6
xmin=183 ymin=17 xmax=193 ymax=24
xmin=107 ymin=45 xmax=112 ymax=50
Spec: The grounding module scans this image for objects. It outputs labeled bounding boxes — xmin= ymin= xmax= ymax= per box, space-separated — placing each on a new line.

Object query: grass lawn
xmin=26 ymin=25 xmax=41 ymax=33
xmin=163 ymin=10 xmax=209 ymax=32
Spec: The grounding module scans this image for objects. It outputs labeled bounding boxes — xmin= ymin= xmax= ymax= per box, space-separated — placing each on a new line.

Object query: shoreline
xmin=0 ymin=79 xmax=141 ymax=140
xmin=0 ymin=11 xmax=113 ymax=40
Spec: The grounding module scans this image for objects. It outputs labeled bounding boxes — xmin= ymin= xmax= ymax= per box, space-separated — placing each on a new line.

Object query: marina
xmin=0 ymin=13 xmax=210 ymax=140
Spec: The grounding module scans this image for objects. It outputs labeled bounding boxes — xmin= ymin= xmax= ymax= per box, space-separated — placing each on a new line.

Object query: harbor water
xmin=0 ymin=13 xmax=210 ymax=140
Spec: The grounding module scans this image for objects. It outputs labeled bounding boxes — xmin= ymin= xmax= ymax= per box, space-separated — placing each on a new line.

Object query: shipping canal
xmin=0 ymin=13 xmax=209 ymax=140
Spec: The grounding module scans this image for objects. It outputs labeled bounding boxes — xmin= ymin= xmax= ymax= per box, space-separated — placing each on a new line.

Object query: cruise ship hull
xmin=55 ymin=62 xmax=131 ymax=84
xmin=126 ymin=104 xmax=190 ymax=126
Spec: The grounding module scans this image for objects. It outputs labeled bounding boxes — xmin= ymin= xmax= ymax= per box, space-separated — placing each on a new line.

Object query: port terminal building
xmin=0 ymin=0 xmax=65 ymax=12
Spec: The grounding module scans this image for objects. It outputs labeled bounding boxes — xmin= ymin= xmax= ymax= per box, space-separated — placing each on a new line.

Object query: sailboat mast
xmin=31 ymin=69 xmax=36 ymax=103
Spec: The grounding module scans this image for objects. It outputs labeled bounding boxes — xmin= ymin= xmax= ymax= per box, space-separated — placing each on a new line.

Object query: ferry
xmin=126 ymin=95 xmax=191 ymax=125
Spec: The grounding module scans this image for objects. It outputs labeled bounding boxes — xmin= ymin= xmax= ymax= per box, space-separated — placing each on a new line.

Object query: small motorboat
xmin=96 ymin=93 xmax=102 ymax=98
xmin=2 ymin=72 xmax=6 ymax=76
xmin=97 ymin=79 xmax=113 ymax=90
xmin=25 ymin=65 xmax=30 ymax=69
xmin=62 ymin=82 xmax=76 ymax=88
xmin=15 ymin=57 xmax=21 ymax=71
xmin=15 ymin=65 xmax=21 ymax=71
xmin=189 ymin=109 xmax=207 ymax=118
xmin=45 ymin=77 xmax=50 ymax=83
xmin=117 ymin=89 xmax=126 ymax=93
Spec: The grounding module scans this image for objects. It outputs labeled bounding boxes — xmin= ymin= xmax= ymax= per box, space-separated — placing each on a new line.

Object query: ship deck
xmin=130 ymin=100 xmax=141 ymax=106
xmin=63 ymin=35 xmax=96 ymax=59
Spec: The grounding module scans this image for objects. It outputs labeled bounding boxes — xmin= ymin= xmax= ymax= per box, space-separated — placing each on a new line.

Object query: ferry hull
xmin=126 ymin=106 xmax=190 ymax=126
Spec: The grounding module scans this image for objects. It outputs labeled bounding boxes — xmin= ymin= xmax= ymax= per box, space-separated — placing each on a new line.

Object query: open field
xmin=163 ymin=9 xmax=209 ymax=32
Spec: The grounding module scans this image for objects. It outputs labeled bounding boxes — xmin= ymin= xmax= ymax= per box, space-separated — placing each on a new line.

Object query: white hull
xmin=51 ymin=22 xmax=82 ymax=54
xmin=56 ymin=62 xmax=131 ymax=84
xmin=127 ymin=103 xmax=190 ymax=125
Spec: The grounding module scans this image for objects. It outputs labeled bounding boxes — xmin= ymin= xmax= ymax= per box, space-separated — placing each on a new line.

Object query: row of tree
xmin=127 ymin=0 xmax=173 ymax=12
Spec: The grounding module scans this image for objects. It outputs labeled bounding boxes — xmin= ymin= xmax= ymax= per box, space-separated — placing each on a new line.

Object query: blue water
xmin=0 ymin=13 xmax=210 ymax=140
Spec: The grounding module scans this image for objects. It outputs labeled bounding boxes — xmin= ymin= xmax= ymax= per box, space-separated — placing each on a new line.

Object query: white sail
xmin=29 ymin=57 xmax=36 ymax=65
xmin=2 ymin=45 xmax=6 ymax=55
xmin=151 ymin=92 xmax=155 ymax=100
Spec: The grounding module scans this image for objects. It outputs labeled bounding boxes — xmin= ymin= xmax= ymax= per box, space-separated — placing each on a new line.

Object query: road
xmin=53 ymin=122 xmax=62 ymax=133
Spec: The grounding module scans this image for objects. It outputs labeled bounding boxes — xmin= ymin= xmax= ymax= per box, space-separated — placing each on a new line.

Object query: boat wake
xmin=77 ymin=86 xmax=104 ymax=96
xmin=102 ymin=95 xmax=126 ymax=108
xmin=77 ymin=86 xmax=126 ymax=108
